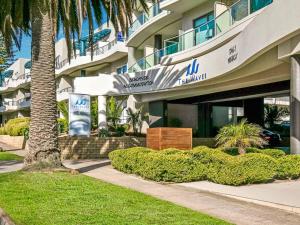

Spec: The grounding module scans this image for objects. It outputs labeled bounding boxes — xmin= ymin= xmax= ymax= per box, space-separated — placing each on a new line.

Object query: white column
xmin=98 ymin=95 xmax=107 ymax=129
xmin=290 ymin=56 xmax=300 ymax=154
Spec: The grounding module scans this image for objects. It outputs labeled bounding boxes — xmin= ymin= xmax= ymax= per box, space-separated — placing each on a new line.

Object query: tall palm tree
xmin=216 ymin=119 xmax=266 ymax=154
xmin=0 ymin=0 xmax=152 ymax=169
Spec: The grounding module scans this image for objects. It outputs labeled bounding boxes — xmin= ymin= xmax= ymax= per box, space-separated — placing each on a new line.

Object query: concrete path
xmin=0 ymin=160 xmax=23 ymax=173
xmin=64 ymin=160 xmax=300 ymax=225
xmin=177 ymin=180 xmax=300 ymax=214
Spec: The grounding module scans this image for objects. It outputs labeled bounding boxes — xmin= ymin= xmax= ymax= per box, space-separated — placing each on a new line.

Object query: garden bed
xmin=109 ymin=146 xmax=300 ymax=186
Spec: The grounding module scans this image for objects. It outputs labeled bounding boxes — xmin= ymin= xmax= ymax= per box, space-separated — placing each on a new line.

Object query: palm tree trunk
xmin=24 ymin=4 xmax=61 ymax=168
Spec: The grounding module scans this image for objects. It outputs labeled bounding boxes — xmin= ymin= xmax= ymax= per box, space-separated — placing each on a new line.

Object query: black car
xmin=260 ymin=129 xmax=281 ymax=147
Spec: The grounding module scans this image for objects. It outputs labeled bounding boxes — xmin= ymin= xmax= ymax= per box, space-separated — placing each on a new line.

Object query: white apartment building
xmin=2 ymin=0 xmax=300 ymax=153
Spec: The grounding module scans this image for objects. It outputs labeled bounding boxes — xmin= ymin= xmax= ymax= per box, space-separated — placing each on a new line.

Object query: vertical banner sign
xmin=69 ymin=93 xmax=91 ymax=136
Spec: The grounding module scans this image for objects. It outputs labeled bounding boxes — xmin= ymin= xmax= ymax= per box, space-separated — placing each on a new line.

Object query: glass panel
xmin=215 ymin=10 xmax=231 ymax=34
xmin=128 ymin=3 xmax=162 ymax=37
xmin=251 ymin=0 xmax=272 ymax=13
xmin=231 ymin=0 xmax=249 ymax=24
xmin=129 ymin=0 xmax=273 ymax=73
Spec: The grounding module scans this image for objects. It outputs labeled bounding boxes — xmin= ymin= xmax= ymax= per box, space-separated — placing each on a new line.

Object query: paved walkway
xmin=64 ymin=160 xmax=300 ymax=225
xmin=177 ymin=180 xmax=300 ymax=213
xmin=0 ymin=160 xmax=23 ymax=173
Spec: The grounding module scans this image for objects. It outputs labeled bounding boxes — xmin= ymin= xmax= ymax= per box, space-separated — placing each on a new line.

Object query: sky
xmin=14 ymin=9 xmax=108 ymax=60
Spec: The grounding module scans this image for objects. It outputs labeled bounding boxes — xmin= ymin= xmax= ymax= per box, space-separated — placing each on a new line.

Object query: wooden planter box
xmin=147 ymin=127 xmax=192 ymax=150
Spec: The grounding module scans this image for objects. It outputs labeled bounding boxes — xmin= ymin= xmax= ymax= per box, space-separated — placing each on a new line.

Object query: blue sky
xmin=14 ymin=10 xmax=107 ymax=60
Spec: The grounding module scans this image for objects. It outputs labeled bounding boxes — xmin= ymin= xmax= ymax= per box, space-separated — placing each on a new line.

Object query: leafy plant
xmin=57 ymin=118 xmax=68 ymax=134
xmin=57 ymin=101 xmax=69 ymax=123
xmin=264 ymin=104 xmax=289 ymax=128
xmin=4 ymin=117 xmax=30 ymax=136
xmin=126 ymin=107 xmax=148 ymax=135
xmin=216 ymin=119 xmax=266 ymax=154
xmin=91 ymin=97 xmax=98 ymax=130
xmin=98 ymin=128 xmax=110 ymax=138
xmin=106 ymin=96 xmax=127 ymax=131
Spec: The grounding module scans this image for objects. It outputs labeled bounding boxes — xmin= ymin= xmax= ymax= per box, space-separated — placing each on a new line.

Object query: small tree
xmin=106 ymin=96 xmax=127 ymax=131
xmin=126 ymin=107 xmax=148 ymax=135
xmin=216 ymin=119 xmax=266 ymax=154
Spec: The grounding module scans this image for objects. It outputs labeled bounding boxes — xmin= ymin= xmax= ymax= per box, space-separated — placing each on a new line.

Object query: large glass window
xmin=193 ymin=12 xmax=215 ymax=46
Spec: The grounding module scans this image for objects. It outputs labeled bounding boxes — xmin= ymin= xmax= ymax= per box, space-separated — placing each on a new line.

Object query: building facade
xmin=1 ymin=0 xmax=300 ymax=153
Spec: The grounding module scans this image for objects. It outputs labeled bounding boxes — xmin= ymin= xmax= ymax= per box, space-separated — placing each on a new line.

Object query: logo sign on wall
xmin=69 ymin=93 xmax=91 ymax=136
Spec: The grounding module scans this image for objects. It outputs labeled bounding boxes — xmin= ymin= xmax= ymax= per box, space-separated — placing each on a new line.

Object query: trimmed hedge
xmin=0 ymin=117 xmax=30 ymax=136
xmin=109 ymin=146 xmax=299 ymax=186
xmin=223 ymin=147 xmax=286 ymax=159
xmin=277 ymin=155 xmax=300 ymax=179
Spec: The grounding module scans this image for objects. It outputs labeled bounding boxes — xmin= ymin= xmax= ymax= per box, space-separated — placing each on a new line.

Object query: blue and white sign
xmin=69 ymin=93 xmax=91 ymax=136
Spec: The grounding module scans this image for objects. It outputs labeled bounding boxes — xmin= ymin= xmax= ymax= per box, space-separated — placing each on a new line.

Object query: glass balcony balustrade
xmin=128 ymin=0 xmax=272 ymax=73
xmin=55 ymin=36 xmax=124 ymax=70
xmin=128 ymin=3 xmax=162 ymax=37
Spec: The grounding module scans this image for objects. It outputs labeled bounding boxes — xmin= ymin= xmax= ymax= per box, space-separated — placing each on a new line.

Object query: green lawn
xmin=0 ymin=172 xmax=231 ymax=225
xmin=0 ymin=152 xmax=23 ymax=161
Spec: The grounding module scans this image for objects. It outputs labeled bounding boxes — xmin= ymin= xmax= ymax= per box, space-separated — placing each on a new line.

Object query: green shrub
xmin=58 ymin=118 xmax=68 ymax=134
xmin=4 ymin=117 xmax=30 ymax=136
xmin=222 ymin=147 xmax=285 ymax=158
xmin=208 ymin=153 xmax=278 ymax=186
xmin=0 ymin=127 xmax=6 ymax=135
xmin=277 ymin=155 xmax=300 ymax=179
xmin=109 ymin=146 xmax=281 ymax=185
xmin=109 ymin=147 xmax=151 ymax=173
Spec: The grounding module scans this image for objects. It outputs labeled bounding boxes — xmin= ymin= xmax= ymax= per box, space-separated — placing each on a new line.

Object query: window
xmin=117 ymin=64 xmax=128 ymax=75
xmin=193 ymin=12 xmax=215 ymax=45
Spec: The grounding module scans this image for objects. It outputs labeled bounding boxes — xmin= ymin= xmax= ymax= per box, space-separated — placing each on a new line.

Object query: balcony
xmin=0 ymin=101 xmax=18 ymax=112
xmin=127 ymin=3 xmax=177 ymax=47
xmin=160 ymin=0 xmax=209 ymax=14
xmin=55 ymin=38 xmax=127 ymax=75
xmin=128 ymin=0 xmax=273 ymax=73
xmin=0 ymin=72 xmax=31 ymax=92
xmin=17 ymin=97 xmax=31 ymax=109
xmin=128 ymin=3 xmax=162 ymax=37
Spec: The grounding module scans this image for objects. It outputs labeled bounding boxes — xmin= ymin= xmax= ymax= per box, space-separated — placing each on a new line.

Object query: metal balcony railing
xmin=128 ymin=0 xmax=272 ymax=73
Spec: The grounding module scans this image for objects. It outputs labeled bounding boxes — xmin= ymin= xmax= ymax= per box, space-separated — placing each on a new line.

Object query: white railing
xmin=1 ymin=72 xmax=31 ymax=88
xmin=55 ymin=38 xmax=123 ymax=71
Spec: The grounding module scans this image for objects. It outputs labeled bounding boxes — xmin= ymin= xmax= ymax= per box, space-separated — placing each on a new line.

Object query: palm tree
xmin=106 ymin=96 xmax=127 ymax=131
xmin=126 ymin=108 xmax=140 ymax=135
xmin=216 ymin=119 xmax=266 ymax=154
xmin=57 ymin=101 xmax=69 ymax=123
xmin=264 ymin=104 xmax=289 ymax=128
xmin=0 ymin=0 xmax=152 ymax=169
xmin=126 ymin=107 xmax=148 ymax=135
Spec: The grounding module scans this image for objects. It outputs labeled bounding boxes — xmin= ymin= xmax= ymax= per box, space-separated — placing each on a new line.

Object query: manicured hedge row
xmin=109 ymin=146 xmax=299 ymax=186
